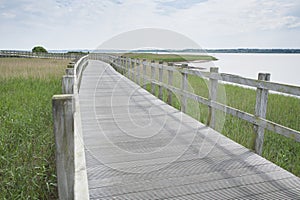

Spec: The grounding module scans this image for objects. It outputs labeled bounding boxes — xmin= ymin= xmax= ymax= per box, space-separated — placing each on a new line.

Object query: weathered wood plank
xmin=181 ymin=65 xmax=188 ymax=113
xmin=208 ymin=67 xmax=218 ymax=129
xmin=151 ymin=60 xmax=156 ymax=95
xmin=78 ymin=59 xmax=300 ymax=199
xmin=52 ymin=94 xmax=74 ymax=200
xmin=142 ymin=59 xmax=147 ymax=89
xmin=253 ymin=73 xmax=270 ymax=155
xmin=151 ymin=80 xmax=300 ymax=142
xmin=167 ymin=63 xmax=174 ymax=105
xmin=158 ymin=61 xmax=164 ymax=100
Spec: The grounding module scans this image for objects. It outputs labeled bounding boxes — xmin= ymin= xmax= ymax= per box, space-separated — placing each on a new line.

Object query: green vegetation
xmin=67 ymin=51 xmax=89 ymax=54
xmin=121 ymin=53 xmax=217 ymax=62
xmin=0 ymin=58 xmax=69 ymax=199
xmin=32 ymin=46 xmax=48 ymax=53
xmin=222 ymin=84 xmax=300 ymax=176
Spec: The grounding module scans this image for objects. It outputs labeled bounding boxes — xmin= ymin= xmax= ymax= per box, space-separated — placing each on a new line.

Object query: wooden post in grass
xmin=52 ymin=94 xmax=74 ymax=200
xmin=142 ymin=59 xmax=147 ymax=89
xmin=122 ymin=56 xmax=126 ymax=74
xmin=127 ymin=57 xmax=131 ymax=78
xmin=136 ymin=59 xmax=140 ymax=85
xmin=66 ymin=63 xmax=74 ymax=76
xmin=167 ymin=63 xmax=174 ymax=105
xmin=253 ymin=73 xmax=271 ymax=156
xmin=65 ymin=68 xmax=74 ymax=76
xmin=131 ymin=59 xmax=135 ymax=81
xmin=181 ymin=64 xmax=188 ymax=113
xmin=158 ymin=61 xmax=164 ymax=100
xmin=151 ymin=60 xmax=156 ymax=95
xmin=118 ymin=56 xmax=122 ymax=71
xmin=208 ymin=67 xmax=219 ymax=129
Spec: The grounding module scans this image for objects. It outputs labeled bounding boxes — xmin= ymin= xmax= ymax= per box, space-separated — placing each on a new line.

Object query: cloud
xmin=155 ymin=0 xmax=208 ymax=13
xmin=0 ymin=0 xmax=299 ymax=49
xmin=1 ymin=11 xmax=16 ymax=19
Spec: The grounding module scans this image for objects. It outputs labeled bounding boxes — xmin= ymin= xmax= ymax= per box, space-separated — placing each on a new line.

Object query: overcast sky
xmin=1 ymin=0 xmax=300 ymax=50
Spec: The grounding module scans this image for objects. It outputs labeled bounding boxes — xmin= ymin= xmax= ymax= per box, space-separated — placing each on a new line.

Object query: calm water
xmin=191 ymin=53 xmax=300 ymax=87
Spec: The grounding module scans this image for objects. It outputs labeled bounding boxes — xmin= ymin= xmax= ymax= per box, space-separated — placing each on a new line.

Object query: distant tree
xmin=32 ymin=46 xmax=48 ymax=53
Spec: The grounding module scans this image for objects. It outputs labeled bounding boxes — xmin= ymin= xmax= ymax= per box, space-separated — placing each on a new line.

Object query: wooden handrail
xmin=90 ymin=53 xmax=300 ymax=157
xmin=52 ymin=55 xmax=89 ymax=200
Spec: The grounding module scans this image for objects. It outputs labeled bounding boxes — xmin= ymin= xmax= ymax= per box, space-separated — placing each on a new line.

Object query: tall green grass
xmin=0 ymin=58 xmax=69 ymax=199
xmin=222 ymin=84 xmax=300 ymax=176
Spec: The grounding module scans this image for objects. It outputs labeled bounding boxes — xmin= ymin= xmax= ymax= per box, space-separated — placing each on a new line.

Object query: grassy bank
xmin=0 ymin=58 xmax=69 ymax=199
xmin=121 ymin=53 xmax=217 ymax=62
xmin=221 ymin=84 xmax=300 ymax=176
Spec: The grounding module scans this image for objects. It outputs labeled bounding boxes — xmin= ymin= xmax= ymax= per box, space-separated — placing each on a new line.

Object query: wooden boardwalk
xmin=79 ymin=60 xmax=300 ymax=199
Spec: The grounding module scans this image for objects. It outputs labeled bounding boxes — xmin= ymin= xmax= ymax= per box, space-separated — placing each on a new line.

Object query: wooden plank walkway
xmin=79 ymin=60 xmax=300 ymax=199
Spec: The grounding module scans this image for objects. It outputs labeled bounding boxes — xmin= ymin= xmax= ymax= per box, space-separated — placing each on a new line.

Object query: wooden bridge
xmin=0 ymin=50 xmax=85 ymax=59
xmin=52 ymin=55 xmax=300 ymax=199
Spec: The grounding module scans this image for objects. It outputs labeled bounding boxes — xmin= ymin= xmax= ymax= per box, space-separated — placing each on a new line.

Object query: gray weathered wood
xmin=52 ymin=94 xmax=74 ymax=200
xmin=128 ymin=58 xmax=131 ymax=78
xmin=152 ymin=80 xmax=300 ymax=142
xmin=122 ymin=57 xmax=126 ymax=75
xmin=78 ymin=60 xmax=300 ymax=199
xmin=136 ymin=59 xmax=140 ymax=85
xmin=158 ymin=61 xmax=164 ymax=100
xmin=91 ymin=53 xmax=300 ymax=144
xmin=253 ymin=73 xmax=271 ymax=155
xmin=181 ymin=64 xmax=188 ymax=113
xmin=131 ymin=58 xmax=135 ymax=81
xmin=220 ymin=73 xmax=300 ymax=96
xmin=167 ymin=63 xmax=174 ymax=105
xmin=151 ymin=60 xmax=156 ymax=95
xmin=66 ymin=55 xmax=90 ymax=200
xmin=66 ymin=68 xmax=74 ymax=75
xmin=62 ymin=75 xmax=75 ymax=94
xmin=208 ymin=67 xmax=218 ymax=129
xmin=142 ymin=59 xmax=147 ymax=89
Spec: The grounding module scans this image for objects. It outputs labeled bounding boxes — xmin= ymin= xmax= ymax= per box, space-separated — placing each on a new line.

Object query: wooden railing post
xmin=118 ymin=56 xmax=122 ymax=73
xmin=122 ymin=56 xmax=126 ymax=74
xmin=158 ymin=61 xmax=164 ymax=100
xmin=66 ymin=63 xmax=75 ymax=76
xmin=136 ymin=59 xmax=140 ymax=85
xmin=118 ymin=56 xmax=122 ymax=70
xmin=62 ymin=75 xmax=75 ymax=94
xmin=142 ymin=59 xmax=147 ymax=89
xmin=127 ymin=57 xmax=131 ymax=78
xmin=151 ymin=60 xmax=156 ymax=95
xmin=65 ymin=68 xmax=74 ymax=76
xmin=253 ymin=73 xmax=271 ymax=155
xmin=167 ymin=63 xmax=174 ymax=105
xmin=208 ymin=67 xmax=219 ymax=129
xmin=52 ymin=94 xmax=74 ymax=200
xmin=131 ymin=59 xmax=135 ymax=81
xmin=181 ymin=64 xmax=188 ymax=113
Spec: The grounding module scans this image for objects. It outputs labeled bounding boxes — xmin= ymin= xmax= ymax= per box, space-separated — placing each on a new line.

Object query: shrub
xmin=32 ymin=46 xmax=48 ymax=53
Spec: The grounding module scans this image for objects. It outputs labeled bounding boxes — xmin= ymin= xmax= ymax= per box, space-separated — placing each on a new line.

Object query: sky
xmin=1 ymin=0 xmax=300 ymax=50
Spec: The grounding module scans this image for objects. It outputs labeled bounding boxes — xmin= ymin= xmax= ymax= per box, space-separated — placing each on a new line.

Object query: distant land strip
xmin=1 ymin=48 xmax=300 ymax=54
xmin=92 ymin=48 xmax=300 ymax=54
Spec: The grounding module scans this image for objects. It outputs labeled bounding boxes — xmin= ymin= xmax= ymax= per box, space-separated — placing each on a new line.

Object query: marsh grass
xmin=121 ymin=53 xmax=217 ymax=62
xmin=0 ymin=57 xmax=69 ymax=199
xmin=0 ymin=57 xmax=68 ymax=79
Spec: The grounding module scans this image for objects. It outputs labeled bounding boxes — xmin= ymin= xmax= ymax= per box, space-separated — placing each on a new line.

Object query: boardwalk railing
xmin=0 ymin=50 xmax=86 ymax=60
xmin=89 ymin=53 xmax=300 ymax=156
xmin=52 ymin=55 xmax=89 ymax=199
